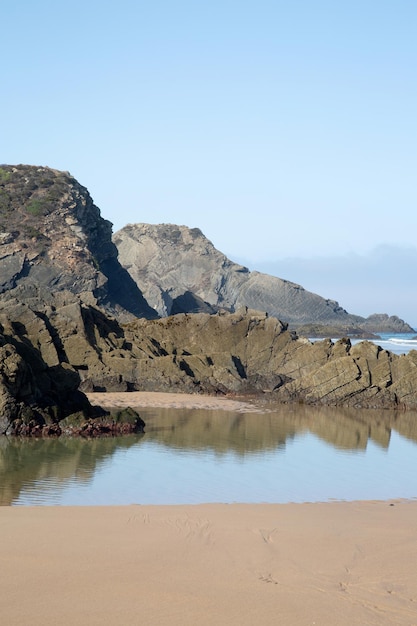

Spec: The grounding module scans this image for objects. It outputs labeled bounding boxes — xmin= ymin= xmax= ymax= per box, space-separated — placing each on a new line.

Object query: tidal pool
xmin=1 ymin=403 xmax=417 ymax=506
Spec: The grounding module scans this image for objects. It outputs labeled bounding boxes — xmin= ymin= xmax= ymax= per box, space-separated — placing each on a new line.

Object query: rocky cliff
xmin=0 ymin=164 xmax=155 ymax=433
xmin=113 ymin=223 xmax=413 ymax=334
xmin=1 ymin=165 xmax=417 ymax=430
xmin=121 ymin=308 xmax=417 ymax=410
xmin=0 ymin=298 xmax=92 ymax=435
xmin=0 ymin=293 xmax=147 ymax=436
xmin=5 ymin=294 xmax=417 ymax=410
xmin=0 ymin=165 xmax=157 ymax=321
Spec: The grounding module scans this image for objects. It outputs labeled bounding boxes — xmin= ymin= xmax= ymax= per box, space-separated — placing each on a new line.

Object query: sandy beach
xmin=1 ymin=501 xmax=416 ymax=625
xmin=1 ymin=393 xmax=416 ymax=625
xmin=86 ymin=390 xmax=260 ymax=412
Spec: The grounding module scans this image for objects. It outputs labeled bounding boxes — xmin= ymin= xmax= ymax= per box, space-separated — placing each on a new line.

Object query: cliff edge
xmin=0 ymin=165 xmax=157 ymax=321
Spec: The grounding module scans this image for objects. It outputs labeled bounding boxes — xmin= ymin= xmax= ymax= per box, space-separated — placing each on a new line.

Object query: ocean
xmin=313 ymin=333 xmax=417 ymax=356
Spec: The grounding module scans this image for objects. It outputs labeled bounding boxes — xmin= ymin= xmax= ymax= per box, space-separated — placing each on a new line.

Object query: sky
xmin=2 ymin=1 xmax=417 ymax=326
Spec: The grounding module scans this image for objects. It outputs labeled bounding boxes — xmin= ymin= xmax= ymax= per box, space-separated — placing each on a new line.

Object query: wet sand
xmin=2 ymin=393 xmax=416 ymax=625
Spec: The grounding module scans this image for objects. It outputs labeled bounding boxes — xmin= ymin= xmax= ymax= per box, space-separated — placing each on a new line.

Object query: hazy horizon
xmin=251 ymin=246 xmax=417 ymax=329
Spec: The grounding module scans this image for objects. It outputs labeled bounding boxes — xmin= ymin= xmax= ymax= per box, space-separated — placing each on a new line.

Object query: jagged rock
xmin=359 ymin=314 xmax=413 ymax=333
xmin=0 ymin=298 xmax=147 ymax=436
xmin=0 ymin=165 xmax=157 ymax=321
xmin=0 ymin=320 xmax=93 ymax=435
xmin=1 ymin=165 xmax=417 ymax=423
xmin=121 ymin=309 xmax=417 ymax=409
xmin=2 ymin=292 xmax=417 ymax=412
xmin=296 ymin=314 xmax=415 ymax=339
xmin=59 ymin=409 xmax=145 ymax=437
xmin=125 ymin=310 xmax=415 ymax=408
xmin=113 ymin=223 xmax=414 ymax=334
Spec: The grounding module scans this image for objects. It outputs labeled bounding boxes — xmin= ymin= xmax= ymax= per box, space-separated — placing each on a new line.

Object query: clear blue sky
xmin=3 ymin=1 xmax=417 ymax=325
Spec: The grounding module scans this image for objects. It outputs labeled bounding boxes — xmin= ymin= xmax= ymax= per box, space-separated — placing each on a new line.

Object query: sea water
xmin=364 ymin=332 xmax=417 ymax=355
xmin=312 ymin=332 xmax=417 ymax=355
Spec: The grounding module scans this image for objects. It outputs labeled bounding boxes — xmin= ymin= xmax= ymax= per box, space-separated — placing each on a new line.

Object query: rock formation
xmin=5 ymin=293 xmax=417 ymax=410
xmin=1 ymin=165 xmax=417 ymax=427
xmin=0 ymin=165 xmax=157 ymax=321
xmin=0 ymin=304 xmax=90 ymax=435
xmin=113 ymin=223 xmax=414 ymax=334
xmin=0 ymin=164 xmax=154 ymax=433
xmin=0 ymin=296 xmax=145 ymax=436
xmin=122 ymin=308 xmax=417 ymax=410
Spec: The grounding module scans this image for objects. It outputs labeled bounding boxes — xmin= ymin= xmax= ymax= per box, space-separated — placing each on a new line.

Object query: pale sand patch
xmin=86 ymin=391 xmax=258 ymax=412
xmin=1 ymin=501 xmax=416 ymax=626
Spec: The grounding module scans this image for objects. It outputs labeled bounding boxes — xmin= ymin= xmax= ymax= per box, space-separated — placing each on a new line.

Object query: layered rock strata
xmin=0 ymin=165 xmax=154 ymax=434
xmin=113 ymin=223 xmax=413 ymax=334
xmin=123 ymin=309 xmax=417 ymax=410
xmin=4 ymin=295 xmax=417 ymax=410
xmin=0 ymin=297 xmax=145 ymax=436
xmin=0 ymin=165 xmax=157 ymax=321
xmin=1 ymin=165 xmax=417 ymax=426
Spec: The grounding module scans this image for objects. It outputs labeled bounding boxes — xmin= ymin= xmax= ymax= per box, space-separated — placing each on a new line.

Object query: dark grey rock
xmin=0 ymin=165 xmax=157 ymax=321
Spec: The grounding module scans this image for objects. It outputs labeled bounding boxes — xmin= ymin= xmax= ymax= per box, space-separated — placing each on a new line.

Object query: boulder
xmin=0 ymin=324 xmax=92 ymax=435
xmin=0 ymin=295 xmax=144 ymax=436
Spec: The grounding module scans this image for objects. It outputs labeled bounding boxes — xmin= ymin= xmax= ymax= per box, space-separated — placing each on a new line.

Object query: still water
xmin=1 ymin=403 xmax=417 ymax=506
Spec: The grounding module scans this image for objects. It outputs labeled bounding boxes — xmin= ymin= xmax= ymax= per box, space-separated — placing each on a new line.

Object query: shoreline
xmin=2 ymin=392 xmax=416 ymax=624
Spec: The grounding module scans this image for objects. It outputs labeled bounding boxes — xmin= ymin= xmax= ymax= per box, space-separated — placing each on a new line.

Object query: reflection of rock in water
xmin=0 ymin=435 xmax=141 ymax=506
xmin=140 ymin=408 xmax=293 ymax=455
xmin=2 ymin=404 xmax=416 ymax=506
xmin=302 ymin=405 xmax=417 ymax=450
xmin=136 ymin=403 xmax=404 ymax=455
xmin=293 ymin=406 xmax=392 ymax=450
xmin=391 ymin=410 xmax=417 ymax=444
xmin=253 ymin=402 xmax=401 ymax=451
